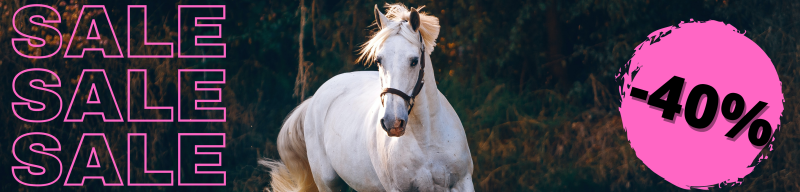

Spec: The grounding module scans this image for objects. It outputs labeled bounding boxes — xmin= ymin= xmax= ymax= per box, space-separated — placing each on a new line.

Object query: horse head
xmin=362 ymin=4 xmax=438 ymax=137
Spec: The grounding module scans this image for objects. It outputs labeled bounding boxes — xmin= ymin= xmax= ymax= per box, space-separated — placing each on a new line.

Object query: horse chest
xmin=381 ymin=145 xmax=467 ymax=191
xmin=429 ymin=147 xmax=471 ymax=186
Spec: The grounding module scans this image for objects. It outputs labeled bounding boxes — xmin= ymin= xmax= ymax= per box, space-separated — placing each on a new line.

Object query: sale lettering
xmin=11 ymin=4 xmax=226 ymax=59
xmin=11 ymin=132 xmax=226 ymax=186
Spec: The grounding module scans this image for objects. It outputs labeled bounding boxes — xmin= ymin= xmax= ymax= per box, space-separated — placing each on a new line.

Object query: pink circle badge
xmin=617 ymin=20 xmax=784 ymax=189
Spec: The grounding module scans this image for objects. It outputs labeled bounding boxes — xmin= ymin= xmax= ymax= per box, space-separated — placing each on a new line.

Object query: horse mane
xmin=357 ymin=3 xmax=440 ymax=65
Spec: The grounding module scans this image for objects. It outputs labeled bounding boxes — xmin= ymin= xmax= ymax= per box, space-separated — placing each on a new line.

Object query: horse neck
xmin=408 ymin=54 xmax=441 ymax=145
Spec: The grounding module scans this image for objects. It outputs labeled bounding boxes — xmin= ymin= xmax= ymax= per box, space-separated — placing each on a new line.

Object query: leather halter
xmin=380 ymin=32 xmax=425 ymax=114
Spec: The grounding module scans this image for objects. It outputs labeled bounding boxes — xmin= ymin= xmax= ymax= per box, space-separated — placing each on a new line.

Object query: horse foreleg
xmin=450 ymin=174 xmax=475 ymax=192
xmin=306 ymin=137 xmax=346 ymax=192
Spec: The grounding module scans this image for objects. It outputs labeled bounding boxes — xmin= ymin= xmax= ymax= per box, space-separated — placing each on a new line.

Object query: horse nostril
xmin=397 ymin=119 xmax=405 ymax=128
xmin=380 ymin=119 xmax=387 ymax=130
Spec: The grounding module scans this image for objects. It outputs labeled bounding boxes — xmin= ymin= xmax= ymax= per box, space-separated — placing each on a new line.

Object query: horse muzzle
xmin=380 ymin=99 xmax=408 ymax=137
xmin=380 ymin=117 xmax=406 ymax=137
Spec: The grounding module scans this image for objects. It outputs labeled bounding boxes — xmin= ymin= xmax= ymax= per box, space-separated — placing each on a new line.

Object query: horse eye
xmin=410 ymin=57 xmax=419 ymax=67
xmin=376 ymin=57 xmax=383 ymax=67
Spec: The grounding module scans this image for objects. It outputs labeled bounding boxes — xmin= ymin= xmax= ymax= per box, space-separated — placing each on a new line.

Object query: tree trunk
xmin=545 ymin=0 xmax=566 ymax=90
xmin=294 ymin=0 xmax=309 ymax=100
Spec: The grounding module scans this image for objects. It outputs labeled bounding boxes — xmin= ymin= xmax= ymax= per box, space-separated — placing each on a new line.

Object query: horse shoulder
xmin=305 ymin=71 xmax=380 ymax=130
xmin=433 ymin=91 xmax=474 ymax=185
xmin=307 ymin=70 xmax=387 ymax=191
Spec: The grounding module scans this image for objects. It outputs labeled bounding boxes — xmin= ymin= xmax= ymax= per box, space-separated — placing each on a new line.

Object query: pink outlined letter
xmin=86 ymin=84 xmax=101 ymax=104
xmin=128 ymin=69 xmax=174 ymax=122
xmin=11 ymin=132 xmax=63 ymax=187
xmin=86 ymin=20 xmax=101 ymax=40
xmin=128 ymin=5 xmax=174 ymax=58
xmin=64 ymin=69 xmax=124 ymax=122
xmin=64 ymin=133 xmax=124 ymax=186
xmin=11 ymin=68 xmax=63 ymax=123
xmin=178 ymin=133 xmax=226 ymax=186
xmin=178 ymin=69 xmax=226 ymax=122
xmin=11 ymin=4 xmax=63 ymax=59
xmin=63 ymin=5 xmax=124 ymax=58
xmin=128 ymin=133 xmax=174 ymax=186
xmin=86 ymin=148 xmax=101 ymax=168
xmin=178 ymin=5 xmax=226 ymax=58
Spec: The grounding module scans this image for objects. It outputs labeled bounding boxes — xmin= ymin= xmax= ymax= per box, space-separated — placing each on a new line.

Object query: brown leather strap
xmin=382 ymin=88 xmax=412 ymax=101
xmin=380 ymin=31 xmax=425 ymax=114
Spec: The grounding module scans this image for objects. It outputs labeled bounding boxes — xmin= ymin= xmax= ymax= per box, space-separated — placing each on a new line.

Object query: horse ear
xmin=374 ymin=5 xmax=389 ymax=29
xmin=409 ymin=8 xmax=421 ymax=32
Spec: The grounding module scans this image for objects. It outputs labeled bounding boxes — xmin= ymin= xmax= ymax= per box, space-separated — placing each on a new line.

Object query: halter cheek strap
xmin=380 ymin=32 xmax=426 ymax=114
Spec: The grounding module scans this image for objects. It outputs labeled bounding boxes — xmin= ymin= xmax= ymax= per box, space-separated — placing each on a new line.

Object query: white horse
xmin=262 ymin=4 xmax=474 ymax=192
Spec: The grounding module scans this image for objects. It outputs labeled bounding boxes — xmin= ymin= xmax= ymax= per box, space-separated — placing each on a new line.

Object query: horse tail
xmin=260 ymin=98 xmax=318 ymax=192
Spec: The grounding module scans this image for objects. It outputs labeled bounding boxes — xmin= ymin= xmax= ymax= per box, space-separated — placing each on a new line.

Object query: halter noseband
xmin=380 ymin=32 xmax=426 ymax=114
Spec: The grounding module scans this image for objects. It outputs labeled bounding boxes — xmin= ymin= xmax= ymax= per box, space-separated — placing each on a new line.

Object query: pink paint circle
xmin=617 ymin=20 xmax=784 ymax=189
